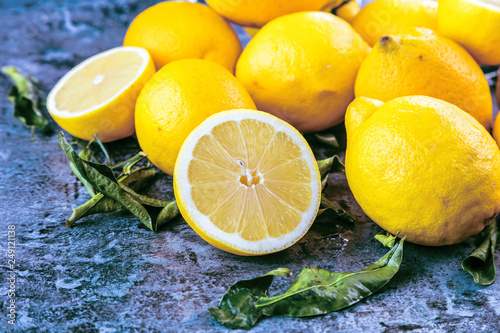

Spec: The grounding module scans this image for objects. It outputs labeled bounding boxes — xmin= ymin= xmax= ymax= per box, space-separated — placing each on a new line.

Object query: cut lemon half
xmin=174 ymin=109 xmax=321 ymax=256
xmin=47 ymin=46 xmax=155 ymax=142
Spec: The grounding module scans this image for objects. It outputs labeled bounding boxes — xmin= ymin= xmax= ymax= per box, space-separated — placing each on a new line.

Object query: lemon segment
xmin=174 ymin=110 xmax=321 ymax=255
xmin=47 ymin=46 xmax=155 ymax=142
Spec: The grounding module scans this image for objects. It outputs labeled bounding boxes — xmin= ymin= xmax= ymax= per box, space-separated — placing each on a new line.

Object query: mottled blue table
xmin=0 ymin=1 xmax=499 ymax=332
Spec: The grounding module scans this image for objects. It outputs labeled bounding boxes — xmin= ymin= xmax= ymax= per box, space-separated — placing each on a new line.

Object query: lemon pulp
xmin=174 ymin=110 xmax=321 ymax=255
xmin=190 ymin=118 xmax=313 ymax=241
xmin=54 ymin=50 xmax=144 ymax=114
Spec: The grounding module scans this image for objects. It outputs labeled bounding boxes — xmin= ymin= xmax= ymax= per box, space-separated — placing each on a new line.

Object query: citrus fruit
xmin=174 ymin=109 xmax=321 ymax=255
xmin=355 ymin=27 xmax=493 ymax=130
xmin=345 ymin=96 xmax=500 ymax=246
xmin=205 ymin=0 xmax=339 ymax=28
xmin=135 ymin=59 xmax=256 ymax=176
xmin=236 ymin=11 xmax=370 ymax=133
xmin=351 ymin=0 xmax=438 ymax=46
xmin=492 ymin=72 xmax=500 ymax=146
xmin=47 ymin=46 xmax=155 ymax=142
xmin=123 ymin=1 xmax=242 ymax=72
xmin=438 ymin=0 xmax=500 ymax=66
xmin=334 ymin=0 xmax=361 ymax=23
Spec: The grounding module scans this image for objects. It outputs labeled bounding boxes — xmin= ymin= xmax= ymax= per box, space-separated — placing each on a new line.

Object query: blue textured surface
xmin=0 ymin=1 xmax=499 ymax=332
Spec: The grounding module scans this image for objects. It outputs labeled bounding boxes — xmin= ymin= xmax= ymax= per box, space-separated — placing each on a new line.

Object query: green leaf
xmin=2 ymin=66 xmax=48 ymax=135
xmin=155 ymin=201 xmax=180 ymax=230
xmin=319 ymin=196 xmax=356 ymax=224
xmin=60 ymin=135 xmax=180 ymax=230
xmin=118 ymin=183 xmax=172 ymax=208
xmin=375 ymin=231 xmax=400 ymax=248
xmin=317 ymin=155 xmax=345 ymax=190
xmin=314 ymin=156 xmax=355 ymax=224
xmin=111 ymin=151 xmax=148 ymax=171
xmin=256 ymin=237 xmax=405 ymax=317
xmin=210 ymin=239 xmax=405 ymax=329
xmin=70 ymin=139 xmax=97 ymax=196
xmin=93 ymin=134 xmax=112 ymax=165
xmin=314 ymin=133 xmax=340 ymax=149
xmin=65 ymin=168 xmax=156 ymax=227
xmin=209 ymin=268 xmax=292 ymax=330
xmin=462 ymin=218 xmax=498 ymax=286
xmin=58 ymin=133 xmax=154 ymax=230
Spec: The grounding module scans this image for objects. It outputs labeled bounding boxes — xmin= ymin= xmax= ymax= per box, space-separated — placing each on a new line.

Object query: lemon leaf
xmin=59 ymin=133 xmax=180 ymax=231
xmin=66 ymin=168 xmax=156 ymax=227
xmin=59 ymin=133 xmax=151 ymax=230
xmin=209 ymin=268 xmax=292 ymax=330
xmin=319 ymin=196 xmax=356 ymax=224
xmin=210 ymin=239 xmax=405 ymax=329
xmin=461 ymin=218 xmax=498 ymax=286
xmin=155 ymin=201 xmax=180 ymax=231
xmin=2 ymin=66 xmax=48 ymax=137
xmin=315 ymin=156 xmax=356 ymax=224
xmin=314 ymin=132 xmax=340 ymax=149
xmin=317 ymin=155 xmax=345 ymax=191
xmin=256 ymin=237 xmax=405 ymax=318
xmin=375 ymin=231 xmax=401 ymax=248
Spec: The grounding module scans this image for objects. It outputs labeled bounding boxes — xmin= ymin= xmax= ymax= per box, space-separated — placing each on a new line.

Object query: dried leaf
xmin=462 ymin=218 xmax=498 ymax=286
xmin=2 ymin=66 xmax=48 ymax=137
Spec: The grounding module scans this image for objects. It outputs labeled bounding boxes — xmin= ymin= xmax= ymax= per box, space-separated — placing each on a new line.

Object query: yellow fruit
xmin=236 ymin=11 xmax=370 ymax=133
xmin=334 ymin=0 xmax=361 ymax=23
xmin=205 ymin=0 xmax=338 ymax=28
xmin=497 ymin=71 xmax=500 ymax=109
xmin=345 ymin=96 xmax=500 ymax=246
xmin=492 ymin=73 xmax=500 ymax=145
xmin=123 ymin=1 xmax=242 ymax=72
xmin=47 ymin=46 xmax=155 ymax=142
xmin=174 ymin=110 xmax=321 ymax=255
xmin=135 ymin=59 xmax=256 ymax=176
xmin=351 ymin=0 xmax=438 ymax=46
xmin=438 ymin=0 xmax=500 ymax=66
xmin=355 ymin=27 xmax=493 ymax=130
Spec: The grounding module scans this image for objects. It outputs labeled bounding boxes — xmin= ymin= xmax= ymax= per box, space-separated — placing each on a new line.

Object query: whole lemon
xmin=345 ymin=96 xmax=500 ymax=246
xmin=135 ymin=59 xmax=256 ymax=175
xmin=355 ymin=28 xmax=493 ymax=130
xmin=123 ymin=2 xmax=242 ymax=72
xmin=438 ymin=0 xmax=500 ymax=66
xmin=236 ymin=11 xmax=370 ymax=133
xmin=205 ymin=0 xmax=337 ymax=28
xmin=351 ymin=0 xmax=438 ymax=46
xmin=334 ymin=0 xmax=361 ymax=23
xmin=492 ymin=71 xmax=500 ymax=146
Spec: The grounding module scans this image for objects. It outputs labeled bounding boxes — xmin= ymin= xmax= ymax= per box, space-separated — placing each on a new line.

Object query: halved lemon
xmin=174 ymin=109 xmax=321 ymax=256
xmin=47 ymin=46 xmax=155 ymax=142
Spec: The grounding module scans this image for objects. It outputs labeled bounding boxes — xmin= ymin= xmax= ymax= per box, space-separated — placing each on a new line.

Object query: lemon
xmin=355 ymin=27 xmax=493 ymax=130
xmin=205 ymin=0 xmax=339 ymax=28
xmin=334 ymin=0 xmax=361 ymax=23
xmin=123 ymin=2 xmax=242 ymax=72
xmin=47 ymin=46 xmax=155 ymax=143
xmin=236 ymin=11 xmax=370 ymax=133
xmin=135 ymin=59 xmax=256 ymax=176
xmin=351 ymin=0 xmax=438 ymax=46
xmin=174 ymin=110 xmax=321 ymax=256
xmin=492 ymin=71 xmax=500 ymax=146
xmin=438 ymin=0 xmax=500 ymax=66
xmin=345 ymin=96 xmax=500 ymax=246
